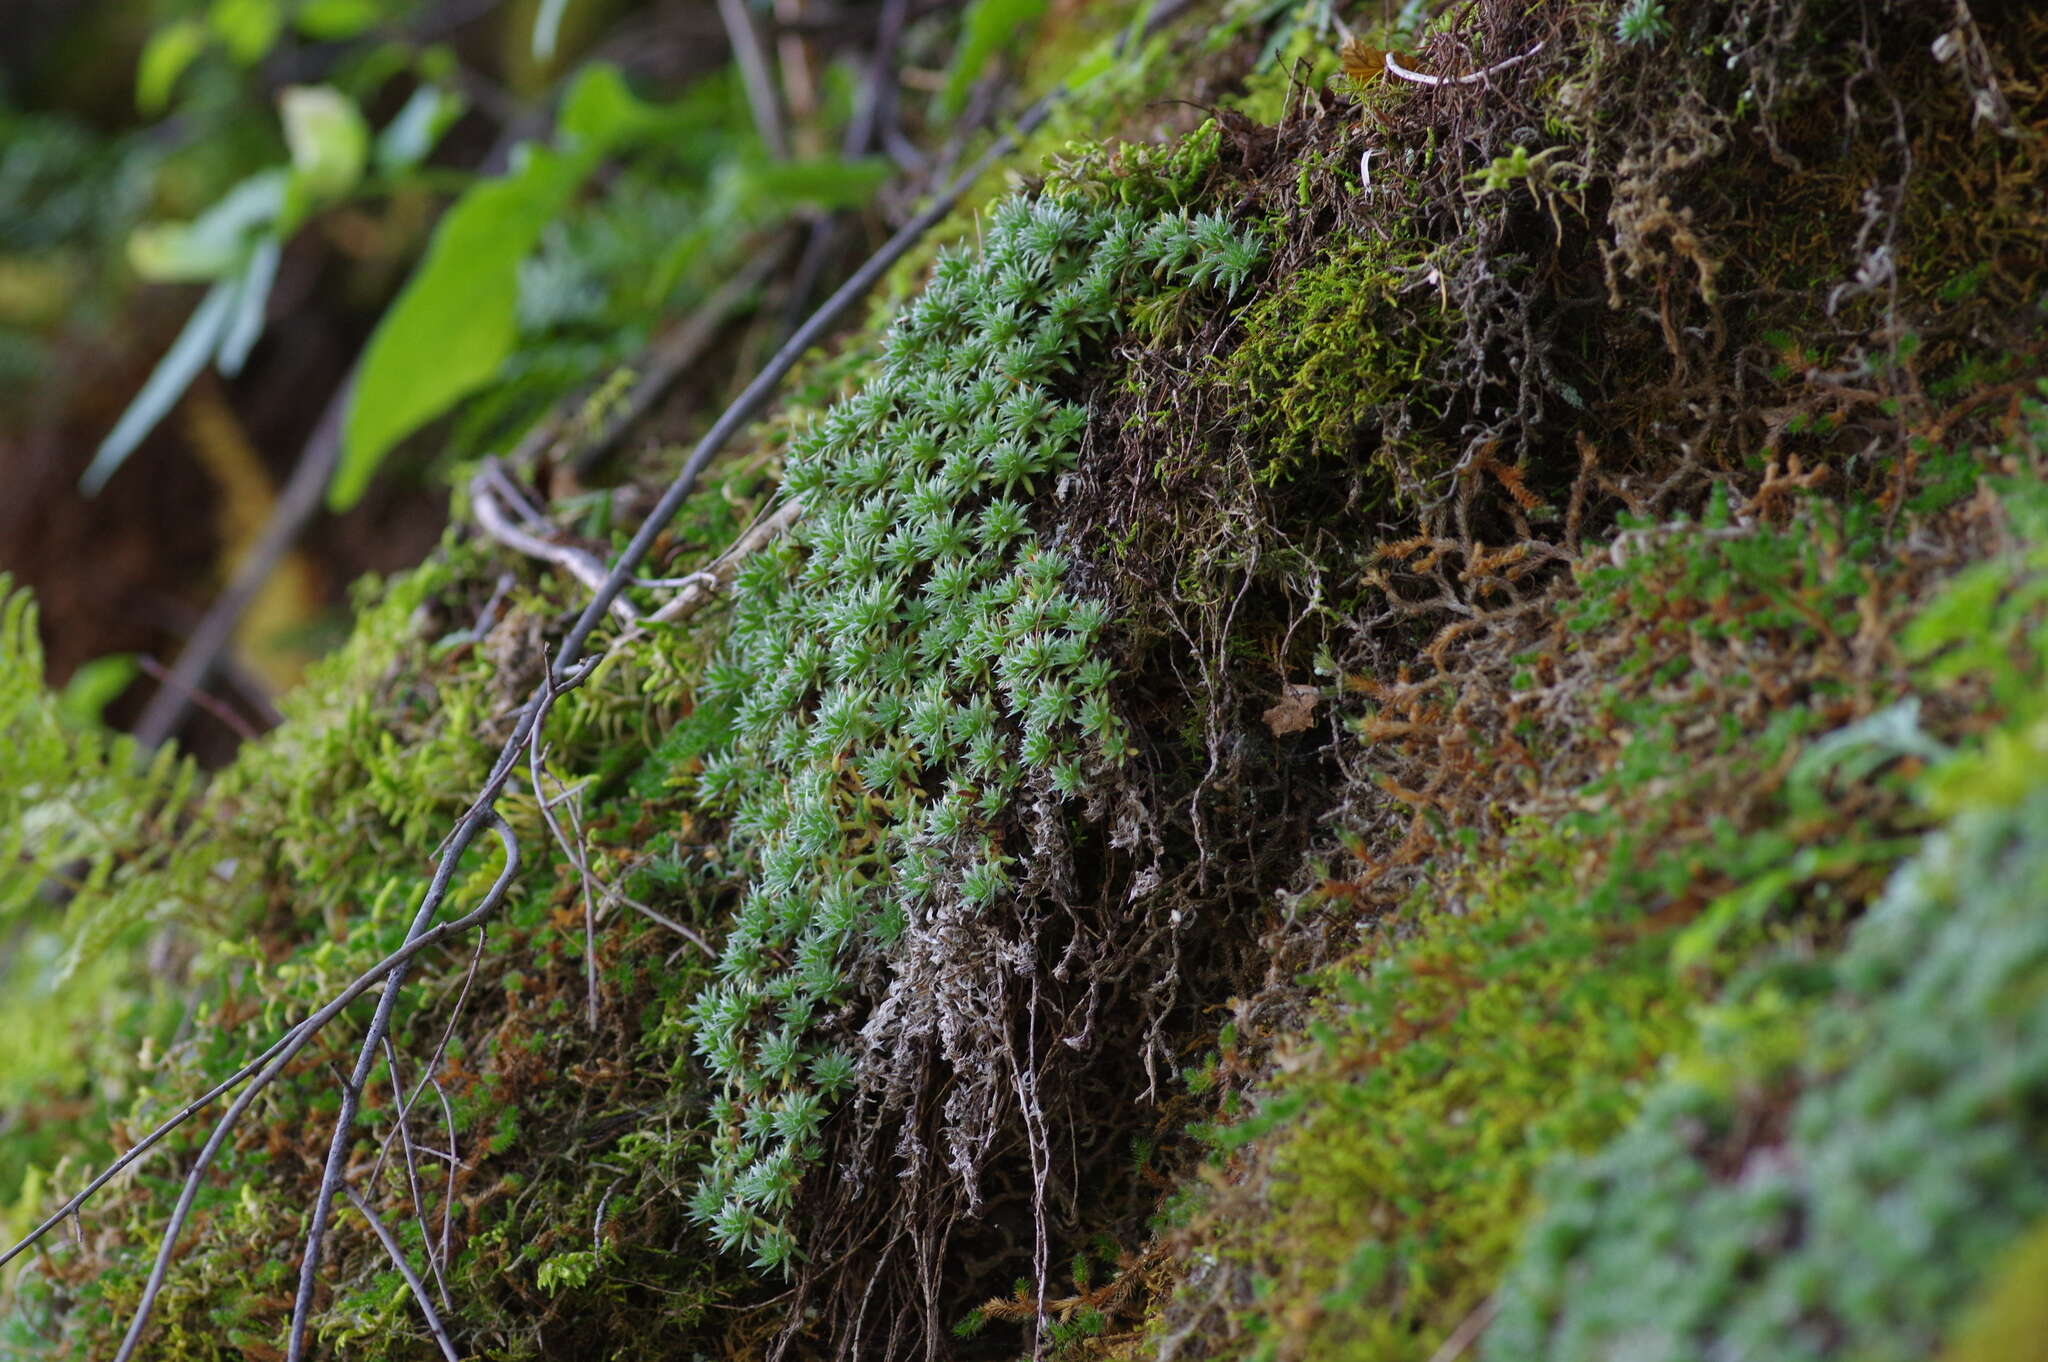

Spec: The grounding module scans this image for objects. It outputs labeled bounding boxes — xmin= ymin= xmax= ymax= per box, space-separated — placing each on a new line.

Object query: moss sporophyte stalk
xmin=681 ymin=194 xmax=1263 ymax=1270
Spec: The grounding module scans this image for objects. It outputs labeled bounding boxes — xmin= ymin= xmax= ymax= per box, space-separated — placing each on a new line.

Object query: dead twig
xmin=432 ymin=1077 xmax=461 ymax=1278
xmin=471 ymin=464 xmax=641 ymax=623
xmin=616 ymin=894 xmax=716 ymax=957
xmin=647 ymin=495 xmax=806 ymax=626
xmin=344 ymin=1186 xmax=462 ymax=1362
xmin=380 ymin=1036 xmax=450 ymax=1307
xmin=1425 ymin=1295 xmax=1499 ymax=1362
xmin=133 ymin=655 xmax=261 ymax=742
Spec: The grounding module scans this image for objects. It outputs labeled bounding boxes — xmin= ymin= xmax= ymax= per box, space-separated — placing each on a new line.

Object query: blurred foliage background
xmin=0 ymin=0 xmax=1015 ymax=763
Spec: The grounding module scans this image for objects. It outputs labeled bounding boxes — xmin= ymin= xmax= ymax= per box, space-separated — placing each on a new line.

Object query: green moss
xmin=1218 ymin=234 xmax=1455 ymax=487
xmin=1147 ymin=456 xmax=2014 ymax=1360
xmin=680 ymin=192 xmax=1264 ymax=1269
xmin=1 ymin=518 xmax=762 ymax=1358
xmin=1485 ymin=768 xmax=2048 ymax=1362
xmin=0 ymin=583 xmax=203 ymax=1234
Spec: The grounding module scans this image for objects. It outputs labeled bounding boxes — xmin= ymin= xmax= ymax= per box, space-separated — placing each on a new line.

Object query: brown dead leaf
xmin=1339 ymin=38 xmax=1387 ymax=86
xmin=1262 ymin=683 xmax=1322 ymax=736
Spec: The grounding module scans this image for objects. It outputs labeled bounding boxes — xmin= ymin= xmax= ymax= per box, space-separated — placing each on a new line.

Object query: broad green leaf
xmin=137 ymin=19 xmax=206 ymax=115
xmin=938 ymin=0 xmax=1049 ymax=119
xmin=217 ymin=237 xmax=282 ymax=375
xmin=281 ymin=85 xmax=369 ymax=202
xmin=209 ymin=0 xmax=282 ymax=65
xmin=374 ymin=84 xmax=465 ymax=173
xmin=82 ymin=279 xmax=239 ymax=494
xmin=126 ymin=169 xmax=287 ymax=282
xmin=333 ymin=144 xmax=590 ymax=510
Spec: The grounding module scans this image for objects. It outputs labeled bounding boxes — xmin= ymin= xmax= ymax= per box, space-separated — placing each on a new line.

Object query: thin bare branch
xmin=134 ymin=655 xmax=261 ymax=741
xmin=344 ymin=1186 xmax=462 ymax=1362
xmin=647 ymin=495 xmax=806 ymax=626
xmin=616 ymin=894 xmax=715 ymax=957
xmin=101 ymin=814 xmax=521 ymax=1362
xmin=432 ymin=1077 xmax=460 ymax=1285
xmin=1425 ymin=1295 xmax=1499 ymax=1362
xmin=381 ymin=1036 xmax=449 ymax=1307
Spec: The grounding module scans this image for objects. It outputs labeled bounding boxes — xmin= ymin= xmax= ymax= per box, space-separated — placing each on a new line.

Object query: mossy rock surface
xmin=6 ymin=1 xmax=2048 ymax=1360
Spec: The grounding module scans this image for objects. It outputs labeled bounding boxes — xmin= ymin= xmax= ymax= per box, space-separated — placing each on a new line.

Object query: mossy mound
xmin=5 ymin=0 xmax=2048 ymax=1359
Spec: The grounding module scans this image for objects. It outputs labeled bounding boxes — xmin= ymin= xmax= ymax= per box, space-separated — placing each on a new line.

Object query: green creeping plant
xmin=679 ymin=193 xmax=1264 ymax=1269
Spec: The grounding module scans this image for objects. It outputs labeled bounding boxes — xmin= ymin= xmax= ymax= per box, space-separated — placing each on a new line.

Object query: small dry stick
xmin=134 ymin=655 xmax=261 ymax=741
xmin=1425 ymin=1295 xmax=1500 ymax=1362
xmin=380 ymin=1036 xmax=449 ymax=1306
xmin=718 ymin=0 xmax=789 ymax=158
xmin=616 ymin=894 xmax=715 ymax=957
xmin=432 ymin=1077 xmax=461 ymax=1285
xmin=645 ymin=496 xmax=806 ymax=627
xmin=344 ymin=1186 xmax=462 ymax=1362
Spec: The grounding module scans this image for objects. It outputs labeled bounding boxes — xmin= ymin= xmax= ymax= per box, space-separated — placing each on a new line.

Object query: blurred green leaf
xmin=126 ymin=169 xmax=286 ymax=282
xmin=334 ymin=144 xmax=590 ymax=510
xmin=374 ymin=85 xmax=465 ymax=174
xmin=82 ymin=279 xmax=238 ymax=494
xmin=281 ymin=85 xmax=370 ymax=202
xmin=209 ymin=0 xmax=283 ymax=65
xmin=137 ymin=19 xmax=207 ymax=115
xmin=294 ymin=0 xmax=384 ymax=40
xmin=559 ymin=62 xmax=666 ymax=151
xmin=938 ymin=0 xmax=1049 ymax=119
xmin=58 ymin=656 xmax=140 ymax=728
xmin=734 ymin=155 xmax=890 ymax=211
